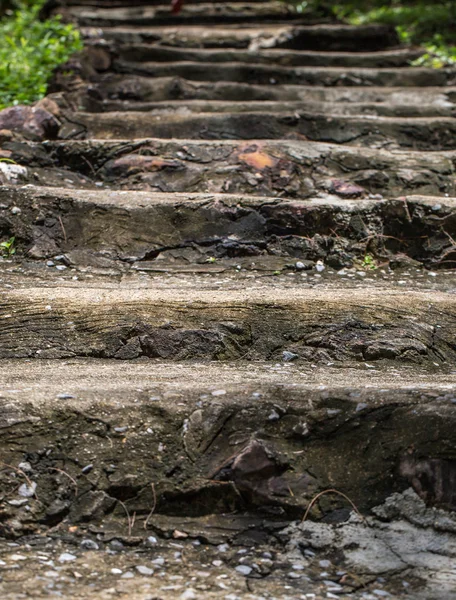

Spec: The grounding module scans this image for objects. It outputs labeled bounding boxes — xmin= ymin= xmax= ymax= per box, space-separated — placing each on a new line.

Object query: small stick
xmin=0 ymin=461 xmax=38 ymax=500
xmin=49 ymin=467 xmax=78 ymax=497
xmin=118 ymin=499 xmax=133 ymax=536
xmin=302 ymin=488 xmax=364 ymax=523
xmin=58 ymin=215 xmax=67 ymax=243
xmin=144 ymin=483 xmax=157 ymax=530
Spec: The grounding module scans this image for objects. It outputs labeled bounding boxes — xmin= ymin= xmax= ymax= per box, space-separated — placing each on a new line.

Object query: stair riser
xmin=7 ymin=140 xmax=456 ymax=199
xmin=113 ymin=61 xmax=456 ymax=88
xmin=86 ymin=76 xmax=456 ymax=104
xmin=101 ymin=24 xmax=398 ymax=51
xmin=117 ymin=45 xmax=424 ymax=68
xmin=73 ymin=4 xmax=299 ymax=27
xmin=1 ymin=378 xmax=454 ymax=536
xmin=2 ymin=187 xmax=456 ymax=268
xmin=1 ymin=286 xmax=455 ymax=364
xmin=63 ymin=112 xmax=456 ymax=150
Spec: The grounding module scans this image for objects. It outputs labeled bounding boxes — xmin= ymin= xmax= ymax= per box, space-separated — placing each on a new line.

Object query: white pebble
xmin=18 ymin=482 xmax=36 ymax=498
xmin=121 ymin=571 xmax=134 ymax=579
xmin=235 ymin=565 xmax=252 ymax=575
xmin=58 ymin=553 xmax=76 ymax=563
xmin=180 ymin=590 xmax=197 ymax=600
xmin=136 ymin=565 xmax=154 ymax=576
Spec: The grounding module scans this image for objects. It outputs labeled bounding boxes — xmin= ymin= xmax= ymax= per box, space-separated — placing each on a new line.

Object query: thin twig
xmin=0 ymin=461 xmax=38 ymax=500
xmin=144 ymin=483 xmax=157 ymax=530
xmin=302 ymin=488 xmax=365 ymax=523
xmin=118 ymin=499 xmax=133 ymax=536
xmin=80 ymin=154 xmax=97 ymax=176
xmin=400 ymin=196 xmax=412 ymax=223
xmin=49 ymin=467 xmax=78 ymax=497
xmin=58 ymin=215 xmax=67 ymax=243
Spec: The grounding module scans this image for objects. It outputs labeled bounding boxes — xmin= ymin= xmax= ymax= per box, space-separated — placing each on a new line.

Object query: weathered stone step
xmin=2 ymin=186 xmax=455 ymax=267
xmin=82 ymin=98 xmax=456 ymax=118
xmin=117 ymin=44 xmax=424 ymax=68
xmin=1 ymin=283 xmax=456 ymax=365
xmin=112 ymin=61 xmax=456 ymax=87
xmin=70 ymin=3 xmax=301 ymax=27
xmin=9 ymin=139 xmax=456 ymax=200
xmin=47 ymin=0 xmax=269 ymax=7
xmin=88 ymin=75 xmax=456 ymax=105
xmin=100 ymin=23 xmax=398 ymax=51
xmin=1 ymin=359 xmax=455 ymax=535
xmin=64 ymin=110 xmax=456 ymax=150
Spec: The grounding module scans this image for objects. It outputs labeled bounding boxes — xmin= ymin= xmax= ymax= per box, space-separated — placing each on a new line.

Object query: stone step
xmin=87 ymin=76 xmax=456 ymax=104
xmin=63 ymin=110 xmax=456 ymax=150
xmin=8 ymin=139 xmax=456 ymax=199
xmin=112 ymin=61 xmax=456 ymax=87
xmin=98 ymin=23 xmax=399 ymax=51
xmin=1 ymin=359 xmax=455 ymax=536
xmin=49 ymin=0 xmax=269 ymax=7
xmin=1 ymin=281 xmax=456 ymax=364
xmin=81 ymin=98 xmax=456 ymax=118
xmin=2 ymin=186 xmax=455 ymax=267
xmin=70 ymin=3 xmax=302 ymax=27
xmin=117 ymin=45 xmax=425 ymax=68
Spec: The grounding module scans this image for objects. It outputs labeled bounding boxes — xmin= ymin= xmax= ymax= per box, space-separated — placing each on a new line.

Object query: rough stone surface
xmin=0 ymin=106 xmax=59 ymax=141
xmin=1 ymin=0 xmax=456 ymax=597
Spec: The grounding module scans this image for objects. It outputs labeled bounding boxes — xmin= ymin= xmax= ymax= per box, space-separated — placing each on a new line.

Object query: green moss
xmin=0 ymin=1 xmax=82 ymax=109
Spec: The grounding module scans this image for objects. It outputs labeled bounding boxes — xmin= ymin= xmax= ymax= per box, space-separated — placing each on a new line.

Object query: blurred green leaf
xmin=0 ymin=1 xmax=82 ymax=109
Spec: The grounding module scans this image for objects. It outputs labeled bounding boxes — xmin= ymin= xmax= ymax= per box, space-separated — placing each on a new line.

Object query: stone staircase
xmin=1 ymin=2 xmax=456 ymax=598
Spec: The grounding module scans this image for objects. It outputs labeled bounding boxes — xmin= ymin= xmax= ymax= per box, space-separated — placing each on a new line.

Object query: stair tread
xmin=2 ymin=359 xmax=455 ymax=402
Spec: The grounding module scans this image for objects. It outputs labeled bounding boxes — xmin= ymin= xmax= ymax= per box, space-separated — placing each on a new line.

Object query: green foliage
xmin=292 ymin=1 xmax=456 ymax=67
xmin=0 ymin=237 xmax=16 ymax=258
xmin=362 ymin=254 xmax=377 ymax=270
xmin=0 ymin=1 xmax=82 ymax=109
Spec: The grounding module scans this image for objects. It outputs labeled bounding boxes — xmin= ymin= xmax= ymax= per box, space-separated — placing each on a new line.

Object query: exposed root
xmin=49 ymin=467 xmax=79 ymax=497
xmin=144 ymin=482 xmax=157 ymax=530
xmin=302 ymin=488 xmax=365 ymax=524
xmin=0 ymin=461 xmax=39 ymax=500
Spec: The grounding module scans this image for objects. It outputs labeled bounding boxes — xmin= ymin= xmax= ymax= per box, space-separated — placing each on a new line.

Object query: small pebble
xmin=146 ymin=536 xmax=158 ymax=546
xmin=58 ymin=553 xmax=76 ymax=563
xmin=180 ymin=590 xmax=197 ymax=600
xmin=80 ymin=539 xmax=98 ymax=550
xmin=121 ymin=571 xmax=134 ymax=579
xmin=235 ymin=565 xmax=253 ymax=575
xmin=136 ymin=565 xmax=154 ymax=576
xmin=282 ymin=351 xmax=299 ymax=362
xmin=18 ymin=482 xmax=37 ymax=498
